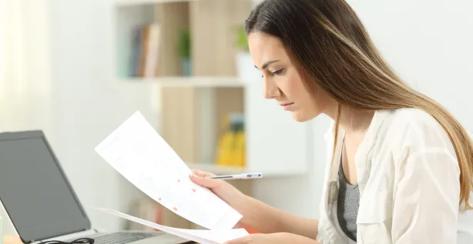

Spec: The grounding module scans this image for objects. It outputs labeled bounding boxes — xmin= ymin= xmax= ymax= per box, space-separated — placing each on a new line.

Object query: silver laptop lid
xmin=0 ymin=131 xmax=91 ymax=243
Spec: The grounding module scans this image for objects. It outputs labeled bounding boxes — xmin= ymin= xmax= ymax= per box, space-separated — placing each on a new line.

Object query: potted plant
xmin=178 ymin=28 xmax=192 ymax=76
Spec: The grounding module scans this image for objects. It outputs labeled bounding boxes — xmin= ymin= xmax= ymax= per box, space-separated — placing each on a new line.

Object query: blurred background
xmin=0 ymin=0 xmax=472 ymax=237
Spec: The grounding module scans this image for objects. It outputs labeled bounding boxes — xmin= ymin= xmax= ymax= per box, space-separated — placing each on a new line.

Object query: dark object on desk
xmin=0 ymin=130 xmax=188 ymax=244
xmin=38 ymin=237 xmax=94 ymax=244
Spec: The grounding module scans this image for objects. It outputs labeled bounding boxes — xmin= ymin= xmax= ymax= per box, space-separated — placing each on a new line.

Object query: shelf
xmin=186 ymin=163 xmax=246 ymax=175
xmin=185 ymin=163 xmax=305 ymax=177
xmin=116 ymin=0 xmax=195 ymax=7
xmin=120 ymin=76 xmax=248 ymax=87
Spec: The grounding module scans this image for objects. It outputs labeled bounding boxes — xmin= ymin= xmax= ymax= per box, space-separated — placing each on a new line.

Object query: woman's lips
xmin=280 ymin=102 xmax=295 ymax=111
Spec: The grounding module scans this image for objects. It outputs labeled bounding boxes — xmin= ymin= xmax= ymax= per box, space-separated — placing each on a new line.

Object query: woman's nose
xmin=263 ymin=78 xmax=281 ymax=99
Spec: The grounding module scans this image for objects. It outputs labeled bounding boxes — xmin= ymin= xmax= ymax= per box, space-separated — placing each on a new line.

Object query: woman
xmin=190 ymin=0 xmax=473 ymax=243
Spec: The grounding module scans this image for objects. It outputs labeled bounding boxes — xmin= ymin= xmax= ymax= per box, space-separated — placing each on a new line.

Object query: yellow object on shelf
xmin=215 ymin=130 xmax=236 ymax=166
xmin=215 ymin=113 xmax=245 ymax=168
xmin=234 ymin=130 xmax=245 ymax=168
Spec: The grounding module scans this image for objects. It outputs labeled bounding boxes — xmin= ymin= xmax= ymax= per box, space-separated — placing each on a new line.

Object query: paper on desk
xmin=97 ymin=208 xmax=248 ymax=244
xmin=95 ymin=111 xmax=242 ymax=230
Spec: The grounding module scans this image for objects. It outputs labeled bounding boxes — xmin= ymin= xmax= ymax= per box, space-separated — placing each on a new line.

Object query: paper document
xmin=95 ymin=111 xmax=242 ymax=230
xmin=97 ymin=208 xmax=248 ymax=244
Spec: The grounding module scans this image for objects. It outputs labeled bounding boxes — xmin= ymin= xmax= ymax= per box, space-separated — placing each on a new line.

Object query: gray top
xmin=337 ymin=161 xmax=360 ymax=241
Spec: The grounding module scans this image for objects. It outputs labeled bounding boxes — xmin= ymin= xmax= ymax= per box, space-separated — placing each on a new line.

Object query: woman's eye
xmin=271 ymin=68 xmax=285 ymax=76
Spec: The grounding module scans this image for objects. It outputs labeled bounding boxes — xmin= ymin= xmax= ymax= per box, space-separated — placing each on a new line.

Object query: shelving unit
xmin=120 ymin=76 xmax=246 ymax=88
xmin=113 ymin=0 xmax=312 ymax=229
xmin=113 ymin=0 xmax=311 ymax=175
xmin=114 ymin=0 xmax=252 ymax=171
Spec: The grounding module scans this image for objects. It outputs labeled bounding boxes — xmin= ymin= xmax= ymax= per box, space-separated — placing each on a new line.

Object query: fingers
xmin=189 ymin=169 xmax=221 ymax=189
xmin=192 ymin=169 xmax=216 ymax=178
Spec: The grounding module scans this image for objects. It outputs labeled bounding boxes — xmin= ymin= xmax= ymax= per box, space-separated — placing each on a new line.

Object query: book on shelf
xmin=132 ymin=23 xmax=161 ymax=78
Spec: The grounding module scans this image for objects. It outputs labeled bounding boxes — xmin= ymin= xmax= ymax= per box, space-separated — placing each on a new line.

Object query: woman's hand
xmin=189 ymin=169 xmax=249 ymax=210
xmin=190 ymin=170 xmax=319 ymax=237
xmin=225 ymin=232 xmax=319 ymax=244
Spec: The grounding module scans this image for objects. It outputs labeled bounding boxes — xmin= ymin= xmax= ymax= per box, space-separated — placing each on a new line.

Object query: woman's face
xmin=248 ymin=31 xmax=331 ymax=122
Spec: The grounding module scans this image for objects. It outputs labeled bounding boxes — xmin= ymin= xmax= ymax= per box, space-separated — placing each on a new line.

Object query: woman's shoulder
xmin=384 ymin=107 xmax=436 ymax=125
xmin=381 ymin=108 xmax=444 ymax=134
xmin=379 ymin=107 xmax=454 ymax=151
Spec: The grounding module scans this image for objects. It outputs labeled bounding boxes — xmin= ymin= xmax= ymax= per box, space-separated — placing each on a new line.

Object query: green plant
xmin=178 ymin=28 xmax=191 ymax=59
xmin=235 ymin=25 xmax=249 ymax=52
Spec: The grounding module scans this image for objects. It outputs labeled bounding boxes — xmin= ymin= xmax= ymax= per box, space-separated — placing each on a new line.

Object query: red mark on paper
xmin=192 ymin=188 xmax=196 ymax=192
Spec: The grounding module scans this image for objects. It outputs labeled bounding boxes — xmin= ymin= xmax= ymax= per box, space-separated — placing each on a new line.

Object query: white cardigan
xmin=316 ymin=108 xmax=473 ymax=244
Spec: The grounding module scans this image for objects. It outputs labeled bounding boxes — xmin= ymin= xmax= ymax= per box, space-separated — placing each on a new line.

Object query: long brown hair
xmin=246 ymin=0 xmax=473 ymax=209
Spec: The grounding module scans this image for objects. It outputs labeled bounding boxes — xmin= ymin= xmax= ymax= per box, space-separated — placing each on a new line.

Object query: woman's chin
xmin=291 ymin=111 xmax=318 ymax=122
xmin=292 ymin=112 xmax=313 ymax=122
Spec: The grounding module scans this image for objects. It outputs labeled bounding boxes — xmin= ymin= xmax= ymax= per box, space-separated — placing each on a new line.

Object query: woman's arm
xmin=391 ymin=148 xmax=459 ymax=243
xmin=238 ymin=195 xmax=318 ymax=239
xmin=227 ymin=232 xmax=320 ymax=244
xmin=190 ymin=170 xmax=318 ymax=239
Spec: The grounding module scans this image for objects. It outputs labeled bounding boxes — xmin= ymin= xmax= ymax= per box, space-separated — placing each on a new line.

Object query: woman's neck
xmin=324 ymin=104 xmax=375 ymax=135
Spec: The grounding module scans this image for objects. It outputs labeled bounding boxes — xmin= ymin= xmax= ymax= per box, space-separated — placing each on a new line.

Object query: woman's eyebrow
xmin=254 ymin=60 xmax=280 ymax=70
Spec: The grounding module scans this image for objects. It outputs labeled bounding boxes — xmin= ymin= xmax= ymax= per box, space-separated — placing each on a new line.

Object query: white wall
xmin=46 ymin=0 xmax=159 ymax=231
xmin=349 ymin=0 xmax=473 ymax=130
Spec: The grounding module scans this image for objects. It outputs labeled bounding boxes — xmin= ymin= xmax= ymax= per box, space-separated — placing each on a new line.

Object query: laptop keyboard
xmin=91 ymin=231 xmax=157 ymax=244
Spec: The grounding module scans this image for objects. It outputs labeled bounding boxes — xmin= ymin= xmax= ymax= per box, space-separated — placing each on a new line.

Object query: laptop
xmin=0 ymin=130 xmax=189 ymax=244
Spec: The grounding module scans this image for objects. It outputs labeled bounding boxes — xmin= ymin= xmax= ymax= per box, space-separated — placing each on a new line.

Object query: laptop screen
xmin=0 ymin=131 xmax=90 ymax=243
